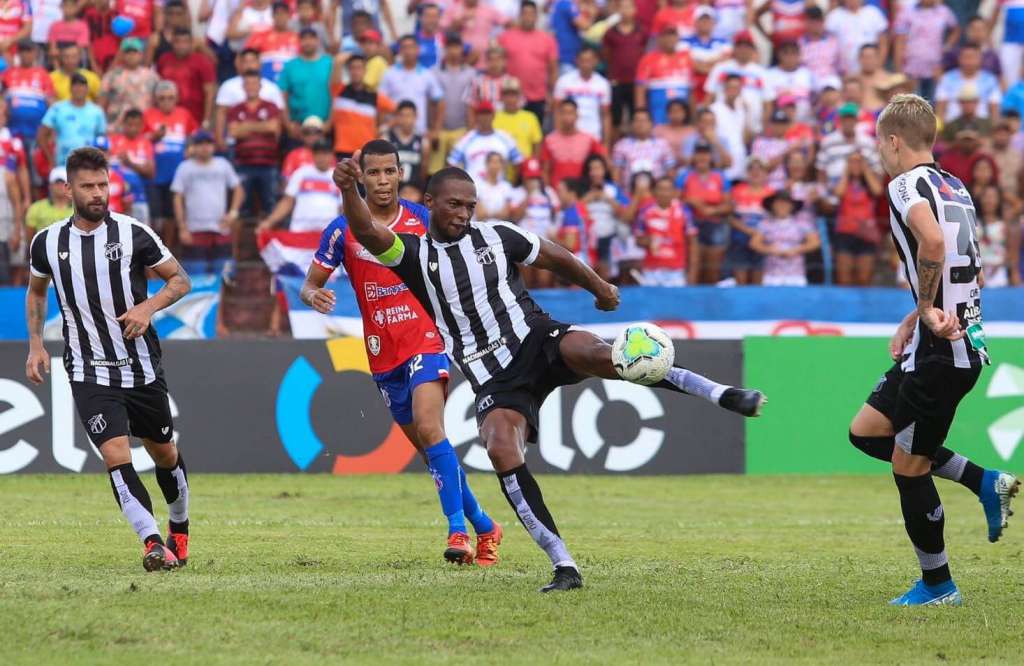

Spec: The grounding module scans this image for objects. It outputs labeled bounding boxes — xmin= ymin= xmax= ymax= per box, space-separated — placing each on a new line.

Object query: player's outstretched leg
xmin=150 ymin=442 xmax=190 ymax=565
xmin=483 ymin=408 xmax=582 ymax=592
xmin=102 ymin=436 xmax=178 ymax=571
xmin=559 ymin=331 xmax=766 ymax=416
xmin=850 ymin=403 xmax=1020 ymax=542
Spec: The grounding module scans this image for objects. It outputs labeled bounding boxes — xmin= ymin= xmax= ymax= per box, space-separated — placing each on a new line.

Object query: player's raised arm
xmin=531 ymin=236 xmax=620 ymax=312
xmin=905 ymin=199 xmax=962 ymax=341
xmin=333 ymin=151 xmax=398 ymax=257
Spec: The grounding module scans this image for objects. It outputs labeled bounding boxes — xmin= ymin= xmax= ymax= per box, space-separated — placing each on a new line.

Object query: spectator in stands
xmin=3 ymin=39 xmax=54 ymax=144
xmin=475 ymin=151 xmax=519 ymax=221
xmin=705 ymin=31 xmax=771 ymax=134
xmin=550 ymin=0 xmax=591 ymax=71
xmin=799 ymin=7 xmax=840 ymax=83
xmin=335 ymin=0 xmax=397 ymax=45
xmin=171 ymin=129 xmax=244 ymax=275
xmin=470 ymin=45 xmax=518 ymax=113
xmin=989 ymin=120 xmax=1022 ymax=194
xmin=636 ymin=175 xmax=698 ymax=286
xmin=278 ymin=27 xmax=332 ymax=141
xmin=198 ymin=0 xmax=243 ymax=82
xmin=157 ymin=28 xmax=217 ymax=129
xmin=283 ymin=115 xmax=324 ymax=179
xmin=229 ymin=71 xmax=282 ymax=216
xmin=498 ymin=0 xmax=558 ymax=122
xmin=939 ymin=127 xmax=988 ymax=187
xmin=941 ymin=85 xmax=992 ymax=142
xmin=970 ymin=154 xmax=1000 ymax=194
xmin=379 ymin=35 xmax=443 ymax=138
xmin=654 ymin=99 xmax=695 ymax=164
xmin=767 ymin=41 xmax=813 ymax=120
xmin=728 ymin=158 xmax=772 ymax=286
xmin=48 ymin=0 xmax=88 ymax=49
xmin=833 ymin=151 xmax=883 ymax=286
xmin=602 ymin=0 xmax=647 ymax=132
xmin=1004 ymin=72 xmax=1024 ymax=117
xmin=784 ymin=150 xmax=824 ymax=238
xmin=580 ymin=153 xmax=628 ymax=278
xmin=681 ymin=107 xmax=732 ymax=172
xmin=449 ymin=100 xmax=523 ymax=182
xmin=752 ymin=0 xmax=806 ymax=50
xmin=25 ymin=167 xmax=73 ymax=238
xmin=337 ymin=8 xmax=372 ymax=55
xmin=973 ymin=184 xmax=1017 ymax=287
xmin=152 ymin=0 xmax=202 ymax=65
xmin=430 ymin=34 xmax=474 ymax=173
xmin=555 ymin=45 xmax=612 ymax=146
xmin=413 ymin=3 xmax=444 ymax=68
xmin=494 ymin=78 xmax=542 ymax=162
xmin=942 ymin=16 xmax=1002 ymax=79
xmin=0 ymin=0 xmax=30 ymax=52
xmin=144 ymin=80 xmax=197 ymax=239
xmin=540 ymin=98 xmax=606 ymax=188
xmin=684 ymin=7 xmax=731 ymax=108
xmin=998 ymin=1 xmax=1024 ymax=87
xmin=635 ymin=25 xmax=694 ymax=126
xmin=611 ymin=108 xmax=675 ymax=190
xmin=290 ymin=0 xmax=335 ymax=55
xmin=328 ymin=55 xmax=396 ymax=159
xmin=651 ymin=0 xmax=695 ymax=39
xmin=513 ymin=158 xmax=558 ymax=286
xmin=0 ymin=155 xmax=21 ymax=284
xmin=440 ymin=0 xmax=509 ymax=62
xmin=825 ymin=0 xmax=888 ymax=75
xmin=389 ymin=100 xmax=428 ymax=186
xmin=31 ymin=0 xmax=61 ymax=51
xmin=816 ymin=102 xmax=880 ymax=188
xmin=52 ymin=42 xmax=101 ymax=102
xmin=90 ymin=135 xmax=132 ymax=214
xmin=357 ymin=29 xmax=390 ymax=91
xmin=857 ymin=44 xmax=905 ymax=113
xmin=100 ymin=38 xmax=159 ymax=127
xmin=214 ymin=48 xmax=285 ymax=149
xmin=936 ymin=43 xmax=1003 ymax=122
xmin=38 ymin=73 xmax=106 ymax=167
xmin=677 ymin=142 xmax=732 ymax=283
xmin=258 ymin=139 xmax=339 ymax=233
xmin=110 ymin=108 xmax=155 ymax=226
xmin=80 ymin=0 xmax=119 ymax=72
xmin=245 ymin=1 xmax=299 ymax=84
xmin=226 ymin=0 xmax=274 ymax=52
xmin=710 ymin=73 xmax=750 ymax=180
xmin=751 ymin=190 xmax=820 ymax=287
xmin=892 ymin=0 xmax=959 ymax=100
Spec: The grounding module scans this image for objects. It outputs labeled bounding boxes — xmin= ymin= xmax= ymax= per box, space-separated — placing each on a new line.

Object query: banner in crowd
xmin=0 ymin=339 xmax=743 ymax=475
xmin=745 ymin=337 xmax=1024 ymax=474
xmin=276 ymin=278 xmax=1024 ymax=340
xmin=0 ymin=276 xmax=222 ymax=341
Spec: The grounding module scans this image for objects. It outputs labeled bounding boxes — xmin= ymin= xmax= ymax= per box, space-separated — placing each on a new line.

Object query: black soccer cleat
xmin=718 ymin=388 xmax=767 ymax=417
xmin=540 ymin=566 xmax=583 ymax=593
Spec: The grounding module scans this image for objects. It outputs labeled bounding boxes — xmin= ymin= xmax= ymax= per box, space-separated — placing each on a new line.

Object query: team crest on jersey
xmin=475 ymin=247 xmax=495 ymax=265
xmin=104 ymin=242 xmax=123 ymax=262
xmin=87 ymin=413 xmax=107 ymax=434
xmin=368 ymin=335 xmax=381 ymax=356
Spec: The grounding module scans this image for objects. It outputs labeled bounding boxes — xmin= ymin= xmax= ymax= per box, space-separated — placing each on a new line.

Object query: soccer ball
xmin=611 ymin=323 xmax=674 ymax=385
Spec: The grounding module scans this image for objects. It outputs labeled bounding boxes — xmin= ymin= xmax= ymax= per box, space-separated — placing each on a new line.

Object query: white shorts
xmin=641 ymin=268 xmax=687 ymax=287
xmin=762 ymin=274 xmax=808 ymax=287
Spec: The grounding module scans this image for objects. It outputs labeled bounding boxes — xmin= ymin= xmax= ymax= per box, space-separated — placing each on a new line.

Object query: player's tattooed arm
xmin=25 ymin=275 xmax=51 ymax=384
xmin=906 ymin=200 xmax=962 ymax=340
xmin=150 ymin=259 xmax=193 ymax=310
xmin=916 ymin=256 xmax=943 ymax=312
xmin=532 ymin=238 xmax=620 ymax=311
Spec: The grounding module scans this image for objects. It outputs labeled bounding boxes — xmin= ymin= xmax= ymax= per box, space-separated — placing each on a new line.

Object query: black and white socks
xmin=108 ymin=463 xmax=161 ymax=545
xmin=155 ymin=453 xmax=190 ymax=534
xmin=894 ymin=473 xmax=950 ymax=586
xmin=498 ymin=464 xmax=577 ymax=572
xmin=656 ymin=366 xmax=729 ymax=405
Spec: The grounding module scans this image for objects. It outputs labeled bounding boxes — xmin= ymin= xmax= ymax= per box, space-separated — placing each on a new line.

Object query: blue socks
xmin=460 ymin=466 xmax=494 ymax=534
xmin=425 ymin=440 xmax=467 ymax=535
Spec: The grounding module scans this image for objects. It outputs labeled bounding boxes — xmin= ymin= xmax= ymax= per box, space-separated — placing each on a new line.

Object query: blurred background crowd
xmin=0 ymin=0 xmax=1021 ymax=333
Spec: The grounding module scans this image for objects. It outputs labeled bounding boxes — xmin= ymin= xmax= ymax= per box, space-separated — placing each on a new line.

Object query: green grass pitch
xmin=2 ymin=473 xmax=1022 ymax=664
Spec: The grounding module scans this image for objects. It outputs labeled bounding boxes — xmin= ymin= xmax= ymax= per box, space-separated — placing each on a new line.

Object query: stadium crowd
xmin=0 ymin=0 xmax=1022 ymax=292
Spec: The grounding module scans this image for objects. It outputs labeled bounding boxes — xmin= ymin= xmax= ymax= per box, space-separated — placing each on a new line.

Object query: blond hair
xmin=876 ymin=94 xmax=937 ymax=150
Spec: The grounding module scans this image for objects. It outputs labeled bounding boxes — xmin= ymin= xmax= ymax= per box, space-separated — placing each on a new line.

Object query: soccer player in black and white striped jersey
xmin=334 ymin=143 xmax=767 ymax=592
xmin=24 ymin=147 xmax=194 ymax=572
xmin=848 ymin=95 xmax=1019 ymax=606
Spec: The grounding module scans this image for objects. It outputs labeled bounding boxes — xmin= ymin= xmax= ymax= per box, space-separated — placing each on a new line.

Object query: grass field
xmin=2 ymin=473 xmax=1023 ymax=665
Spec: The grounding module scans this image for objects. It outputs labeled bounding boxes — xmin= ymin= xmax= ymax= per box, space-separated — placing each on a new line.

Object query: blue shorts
xmin=695 ymin=220 xmax=730 ymax=247
xmin=372 ymin=353 xmax=450 ymax=425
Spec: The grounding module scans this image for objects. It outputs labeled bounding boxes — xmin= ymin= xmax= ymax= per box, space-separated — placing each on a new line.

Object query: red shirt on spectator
xmin=48 ymin=19 xmax=91 ymax=47
xmin=635 ymin=0 xmax=659 ymax=33
xmin=939 ymin=148 xmax=986 ymax=189
xmin=107 ymin=167 xmax=130 ymax=213
xmin=228 ymin=99 xmax=281 ymax=166
xmin=116 ymin=0 xmax=157 ymax=38
xmin=835 ymin=177 xmax=880 ymax=242
xmin=602 ymin=24 xmax=649 ymax=85
xmin=0 ymin=127 xmax=27 ymax=170
xmin=282 ymin=146 xmax=313 ymax=179
xmin=639 ymin=199 xmax=695 ymax=270
xmin=81 ymin=4 xmax=119 ymax=70
xmin=109 ymin=133 xmax=155 ymax=171
xmin=0 ymin=0 xmax=30 ymax=43
xmin=540 ymin=130 xmax=606 ymax=188
xmin=156 ymin=50 xmax=216 ymax=128
xmin=651 ymin=5 xmax=697 ymax=39
xmin=497 ymin=28 xmax=558 ymax=103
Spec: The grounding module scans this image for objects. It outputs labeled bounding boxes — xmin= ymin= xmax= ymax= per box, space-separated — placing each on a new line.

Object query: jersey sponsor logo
xmin=477 ymin=394 xmax=495 ymax=412
xmin=104 ymin=242 xmax=123 ymax=262
xmin=462 ymin=336 xmax=507 ymax=364
xmin=86 ymin=413 xmax=107 ymax=435
xmin=364 ymin=282 xmax=409 ymax=301
xmin=372 ymin=304 xmax=419 ymax=328
xmin=368 ymin=335 xmax=381 ymax=355
xmin=895 ymin=175 xmax=910 ymax=203
xmin=88 ymin=357 xmax=132 ymax=368
xmin=475 ymin=246 xmax=495 ymax=265
xmin=354 ymin=246 xmax=383 ymax=264
xmin=373 ymin=309 xmax=386 ymax=327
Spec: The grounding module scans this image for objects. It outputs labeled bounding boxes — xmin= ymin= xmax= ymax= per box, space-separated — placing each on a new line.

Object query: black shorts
xmin=147 ymin=183 xmax=174 ymax=220
xmin=474 ymin=319 xmax=585 ymax=443
xmin=834 ymin=233 xmax=878 ymax=257
xmin=71 ymin=376 xmax=175 ymax=447
xmin=866 ymin=361 xmax=981 ymax=458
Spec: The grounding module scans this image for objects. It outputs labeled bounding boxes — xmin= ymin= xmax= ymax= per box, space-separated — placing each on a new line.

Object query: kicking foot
xmin=980 ymin=471 xmax=1020 ymax=543
xmin=142 ymin=541 xmax=179 ymax=572
xmin=166 ymin=524 xmax=189 ymax=566
xmin=718 ymin=388 xmax=767 ymax=417
xmin=443 ymin=532 xmax=475 ymax=565
xmin=889 ymin=579 xmax=961 ymax=606
xmin=540 ymin=566 xmax=583 ymax=593
xmin=475 ymin=522 xmax=503 ymax=568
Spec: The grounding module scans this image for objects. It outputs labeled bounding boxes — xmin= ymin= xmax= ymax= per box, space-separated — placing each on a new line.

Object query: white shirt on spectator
xmin=379 ymin=64 xmax=444 ymax=134
xmin=824 ymin=5 xmax=888 ymax=74
xmin=216 ymin=76 xmax=286 ymax=109
xmin=475 ymin=178 xmax=521 ymax=220
xmin=710 ymin=99 xmax=749 ymax=180
xmin=286 ymin=164 xmax=342 ymax=232
xmin=554 ymin=68 xmax=612 ymax=141
xmin=704 ymin=59 xmax=774 ymax=133
xmin=448 ymin=129 xmax=524 ymax=182
xmin=765 ymin=65 xmax=815 ymax=120
xmin=170 ymin=157 xmax=242 ymax=234
xmin=935 ymin=70 xmax=1003 ymax=121
xmin=30 ymin=0 xmax=62 ymax=43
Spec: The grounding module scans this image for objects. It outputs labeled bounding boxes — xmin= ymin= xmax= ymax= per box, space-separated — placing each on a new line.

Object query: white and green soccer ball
xmin=611 ymin=323 xmax=674 ymax=385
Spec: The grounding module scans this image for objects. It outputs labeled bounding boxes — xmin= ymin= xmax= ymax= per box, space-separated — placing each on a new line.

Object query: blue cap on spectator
xmin=92 ymin=136 xmax=110 ymax=151
xmin=191 ymin=129 xmax=215 ymax=144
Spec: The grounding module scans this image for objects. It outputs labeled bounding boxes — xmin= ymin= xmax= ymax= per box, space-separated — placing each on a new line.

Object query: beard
xmin=74 ymin=199 xmax=108 ymax=223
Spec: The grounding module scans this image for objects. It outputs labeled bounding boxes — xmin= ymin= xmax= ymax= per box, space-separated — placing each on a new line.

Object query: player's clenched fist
xmin=594 ymin=282 xmax=620 ymax=312
xmin=308 ymin=288 xmax=336 ymax=314
xmin=333 ymin=150 xmax=363 ymax=191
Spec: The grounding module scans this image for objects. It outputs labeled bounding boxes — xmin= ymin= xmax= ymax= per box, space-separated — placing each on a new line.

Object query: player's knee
xmin=144 ymin=439 xmax=179 ymax=468
xmin=98 ymin=436 xmax=132 ymax=468
xmin=849 ymin=430 xmax=896 ymax=463
xmin=415 ymin=421 xmax=446 ymax=449
xmin=481 ymin=417 xmax=524 ymax=470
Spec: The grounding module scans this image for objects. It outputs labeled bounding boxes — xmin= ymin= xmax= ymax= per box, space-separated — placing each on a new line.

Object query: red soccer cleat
xmin=443 ymin=532 xmax=475 ymax=565
xmin=166 ymin=525 xmax=189 ymax=566
xmin=475 ymin=522 xmax=503 ymax=568
xmin=143 ymin=541 xmax=179 ymax=572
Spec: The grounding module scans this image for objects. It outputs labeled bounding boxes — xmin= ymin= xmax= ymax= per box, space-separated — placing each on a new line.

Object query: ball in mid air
xmin=611 ymin=323 xmax=674 ymax=385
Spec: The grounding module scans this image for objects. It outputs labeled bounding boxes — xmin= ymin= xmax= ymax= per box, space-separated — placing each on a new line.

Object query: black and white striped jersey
xmin=29 ymin=213 xmax=173 ymax=387
xmin=887 ymin=163 xmax=987 ymax=371
xmin=382 ymin=220 xmax=547 ymax=391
